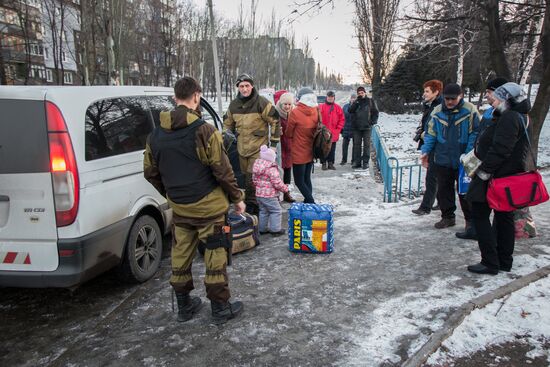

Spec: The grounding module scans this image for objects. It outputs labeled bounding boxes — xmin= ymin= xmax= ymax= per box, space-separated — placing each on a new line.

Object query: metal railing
xmin=371 ymin=125 xmax=423 ymax=202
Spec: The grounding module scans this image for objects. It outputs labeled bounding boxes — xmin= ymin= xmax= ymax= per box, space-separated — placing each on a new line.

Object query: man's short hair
xmin=174 ymin=77 xmax=202 ymax=100
xmin=423 ymin=80 xmax=443 ymax=94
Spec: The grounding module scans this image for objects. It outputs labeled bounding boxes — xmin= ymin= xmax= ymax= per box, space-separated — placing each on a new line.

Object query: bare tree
xmin=354 ymin=0 xmax=400 ymax=99
xmin=528 ymin=0 xmax=550 ymax=161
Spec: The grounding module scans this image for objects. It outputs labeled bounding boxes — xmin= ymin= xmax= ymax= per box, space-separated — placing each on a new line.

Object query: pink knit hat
xmin=259 ymin=145 xmax=276 ymax=162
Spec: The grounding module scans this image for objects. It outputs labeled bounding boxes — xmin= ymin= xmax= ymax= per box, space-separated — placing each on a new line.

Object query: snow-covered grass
xmin=427 ymin=276 xmax=550 ymax=366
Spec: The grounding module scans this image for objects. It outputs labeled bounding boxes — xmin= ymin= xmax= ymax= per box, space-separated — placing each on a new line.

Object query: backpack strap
xmin=517 ymin=112 xmax=537 ymax=169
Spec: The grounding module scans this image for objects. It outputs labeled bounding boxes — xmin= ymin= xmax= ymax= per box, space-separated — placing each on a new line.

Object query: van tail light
xmin=46 ymin=101 xmax=79 ymax=227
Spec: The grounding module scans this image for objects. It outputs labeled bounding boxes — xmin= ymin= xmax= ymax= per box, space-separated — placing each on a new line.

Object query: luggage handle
xmin=505 ymin=182 xmax=540 ymax=209
xmin=227 ymin=213 xmax=247 ymax=225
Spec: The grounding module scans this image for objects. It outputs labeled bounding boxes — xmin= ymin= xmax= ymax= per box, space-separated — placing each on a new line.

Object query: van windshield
xmin=0 ymin=99 xmax=49 ymax=174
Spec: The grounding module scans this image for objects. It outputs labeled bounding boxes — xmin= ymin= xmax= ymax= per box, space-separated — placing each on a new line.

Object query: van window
xmin=0 ymin=99 xmax=49 ymax=174
xmin=146 ymin=96 xmax=219 ymax=129
xmin=147 ymin=95 xmax=176 ymax=127
xmin=85 ymin=97 xmax=153 ymax=160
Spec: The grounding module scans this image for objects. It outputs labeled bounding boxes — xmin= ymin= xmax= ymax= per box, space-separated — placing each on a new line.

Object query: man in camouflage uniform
xmin=223 ymin=74 xmax=280 ymax=215
xmin=144 ymin=77 xmax=245 ymax=325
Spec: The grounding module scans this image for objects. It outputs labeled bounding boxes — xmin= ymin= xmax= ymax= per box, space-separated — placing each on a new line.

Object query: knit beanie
xmin=236 ymin=73 xmax=254 ymax=86
xmin=259 ymin=145 xmax=276 ymax=162
xmin=297 ymin=87 xmax=314 ymax=100
xmin=278 ymin=92 xmax=295 ymax=106
xmin=274 ymin=90 xmax=287 ymax=105
xmin=357 ymin=86 xmax=366 ymax=93
xmin=486 ymin=77 xmax=508 ymax=91
xmin=493 ymin=82 xmax=524 ymax=102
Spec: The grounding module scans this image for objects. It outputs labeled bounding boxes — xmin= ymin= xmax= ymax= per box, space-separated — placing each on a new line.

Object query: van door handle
xmin=0 ymin=195 xmax=9 ymax=202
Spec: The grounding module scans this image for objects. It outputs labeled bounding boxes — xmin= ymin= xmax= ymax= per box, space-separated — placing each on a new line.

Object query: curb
xmin=402 ymin=265 xmax=550 ymax=367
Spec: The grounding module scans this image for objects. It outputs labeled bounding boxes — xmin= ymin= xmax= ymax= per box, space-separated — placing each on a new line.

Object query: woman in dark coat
xmin=466 ymin=82 xmax=531 ymax=275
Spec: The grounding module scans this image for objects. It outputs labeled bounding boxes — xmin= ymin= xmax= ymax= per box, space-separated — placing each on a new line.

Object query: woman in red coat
xmin=274 ymin=90 xmax=296 ymax=202
xmin=318 ymin=90 xmax=345 ymax=170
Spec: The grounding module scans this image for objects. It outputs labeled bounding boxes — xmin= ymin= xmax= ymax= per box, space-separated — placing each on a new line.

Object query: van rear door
xmin=0 ymin=98 xmax=59 ymax=272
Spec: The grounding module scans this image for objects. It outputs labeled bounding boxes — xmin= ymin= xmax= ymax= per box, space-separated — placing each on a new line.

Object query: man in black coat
xmin=412 ymin=80 xmax=443 ymax=215
xmin=349 ymin=86 xmax=379 ymax=169
xmin=340 ymin=93 xmax=357 ymax=165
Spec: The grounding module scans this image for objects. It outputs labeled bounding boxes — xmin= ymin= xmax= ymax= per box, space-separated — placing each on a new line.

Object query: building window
xmin=62 ymin=52 xmax=67 ymax=62
xmin=63 ymin=72 xmax=73 ymax=84
xmin=44 ymin=47 xmax=50 ymax=59
xmin=29 ymin=64 xmax=46 ymax=79
xmin=30 ymin=43 xmax=43 ymax=56
xmin=46 ymin=69 xmax=53 ymax=82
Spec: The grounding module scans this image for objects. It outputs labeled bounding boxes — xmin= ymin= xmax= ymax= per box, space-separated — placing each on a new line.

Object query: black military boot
xmin=176 ymin=292 xmax=202 ymax=322
xmin=455 ymin=221 xmax=478 ymax=240
xmin=211 ymin=300 xmax=243 ymax=325
xmin=322 ymin=162 xmax=328 ymax=170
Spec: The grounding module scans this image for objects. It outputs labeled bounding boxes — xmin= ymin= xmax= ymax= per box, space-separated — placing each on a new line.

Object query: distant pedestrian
xmin=349 ymin=86 xmax=379 ymax=169
xmin=421 ymin=83 xmax=480 ymax=229
xmin=252 ymin=145 xmax=289 ymax=236
xmin=319 ymin=90 xmax=345 ymax=170
xmin=341 ymin=93 xmax=357 ymax=165
xmin=412 ymin=79 xmax=443 ymax=216
xmin=286 ymin=87 xmax=319 ymax=203
xmin=223 ymin=74 xmax=280 ymax=216
xmin=466 ymin=82 xmax=531 ymax=275
xmin=274 ymin=90 xmax=296 ymax=203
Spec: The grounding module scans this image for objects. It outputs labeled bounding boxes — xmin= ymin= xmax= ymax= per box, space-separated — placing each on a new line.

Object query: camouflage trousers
xmin=239 ymin=152 xmax=259 ymax=214
xmin=170 ymin=215 xmax=230 ymax=303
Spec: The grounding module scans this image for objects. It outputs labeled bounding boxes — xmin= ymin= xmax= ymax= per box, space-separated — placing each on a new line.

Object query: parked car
xmin=317 ymin=95 xmax=326 ymax=104
xmin=0 ymin=86 xmax=226 ymax=288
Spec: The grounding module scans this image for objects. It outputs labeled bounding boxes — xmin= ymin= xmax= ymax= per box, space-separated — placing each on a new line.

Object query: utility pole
xmin=207 ymin=0 xmax=223 ymax=117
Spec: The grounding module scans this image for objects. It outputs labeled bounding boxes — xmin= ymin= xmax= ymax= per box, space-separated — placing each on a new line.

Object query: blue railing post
xmin=371 ymin=125 xmax=424 ymax=202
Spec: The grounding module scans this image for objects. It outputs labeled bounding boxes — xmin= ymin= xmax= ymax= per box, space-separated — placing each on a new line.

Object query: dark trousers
xmin=419 ymin=151 xmax=438 ymax=211
xmin=341 ymin=137 xmax=352 ymax=163
xmin=435 ymin=164 xmax=471 ymax=220
xmin=471 ymin=201 xmax=515 ymax=270
xmin=283 ymin=167 xmax=292 ymax=185
xmin=321 ymin=142 xmax=337 ymax=164
xmin=292 ymin=162 xmax=315 ymax=203
xmin=353 ymin=129 xmax=371 ymax=166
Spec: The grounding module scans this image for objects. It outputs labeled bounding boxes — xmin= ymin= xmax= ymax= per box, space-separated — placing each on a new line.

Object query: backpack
xmin=312 ymin=108 xmax=333 ymax=160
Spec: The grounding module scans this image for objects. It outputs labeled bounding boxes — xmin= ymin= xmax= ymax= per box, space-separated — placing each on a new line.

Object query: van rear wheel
xmin=120 ymin=215 xmax=162 ymax=283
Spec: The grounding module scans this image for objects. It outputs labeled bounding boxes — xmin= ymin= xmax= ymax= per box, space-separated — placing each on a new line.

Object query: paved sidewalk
xmin=1 ymin=162 xmax=549 ymax=367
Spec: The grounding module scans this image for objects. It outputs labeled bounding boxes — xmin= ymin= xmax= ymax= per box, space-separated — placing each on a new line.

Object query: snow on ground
xmin=201 ymin=90 xmax=550 ymax=366
xmin=427 ymin=276 xmax=550 ymax=366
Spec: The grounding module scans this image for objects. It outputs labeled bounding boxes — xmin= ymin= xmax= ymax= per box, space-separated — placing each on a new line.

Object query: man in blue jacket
xmin=421 ymin=83 xmax=481 ymax=229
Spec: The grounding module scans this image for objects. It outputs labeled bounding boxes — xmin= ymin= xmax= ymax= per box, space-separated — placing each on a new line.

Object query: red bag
xmin=487 ymin=171 xmax=549 ymax=212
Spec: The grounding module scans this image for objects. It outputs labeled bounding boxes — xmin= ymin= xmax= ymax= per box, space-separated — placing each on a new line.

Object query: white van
xmin=0 ymin=86 xmax=223 ymax=288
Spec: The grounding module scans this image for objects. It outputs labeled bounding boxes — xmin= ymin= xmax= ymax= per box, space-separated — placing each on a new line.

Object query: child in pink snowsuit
xmin=252 ymin=145 xmax=289 ymax=236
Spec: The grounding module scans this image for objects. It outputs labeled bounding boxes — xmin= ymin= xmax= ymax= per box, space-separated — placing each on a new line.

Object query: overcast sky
xmin=193 ymin=0 xmax=362 ymax=84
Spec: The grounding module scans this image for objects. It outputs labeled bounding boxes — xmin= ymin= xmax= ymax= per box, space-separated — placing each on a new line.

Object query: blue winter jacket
xmin=479 ymin=106 xmax=495 ymax=131
xmin=421 ymin=99 xmax=481 ymax=169
xmin=342 ymin=103 xmax=353 ymax=139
